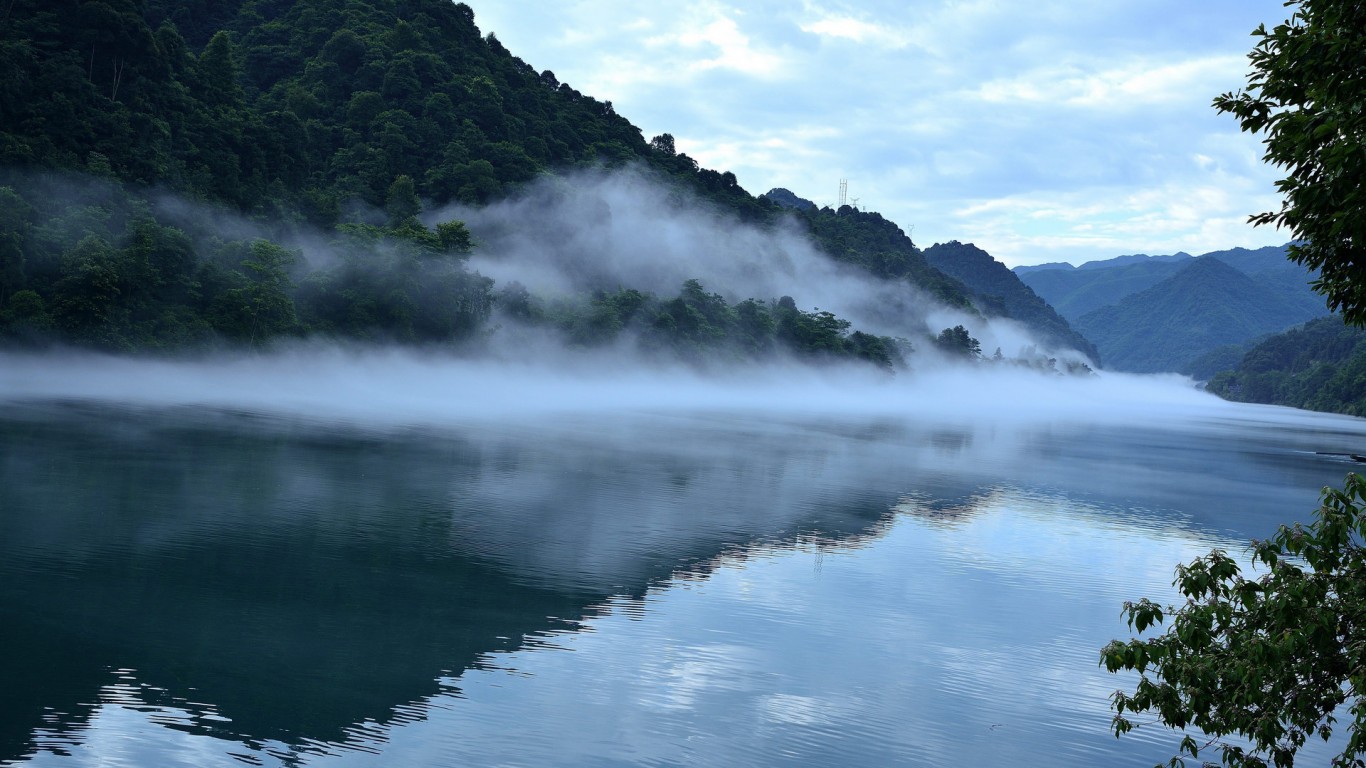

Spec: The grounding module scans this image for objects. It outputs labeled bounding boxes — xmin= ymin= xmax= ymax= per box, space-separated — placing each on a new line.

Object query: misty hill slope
xmin=1205 ymin=315 xmax=1366 ymax=416
xmin=1074 ymin=256 xmax=1327 ymax=373
xmin=0 ymin=0 xmax=996 ymax=363
xmin=923 ymin=241 xmax=1099 ymax=360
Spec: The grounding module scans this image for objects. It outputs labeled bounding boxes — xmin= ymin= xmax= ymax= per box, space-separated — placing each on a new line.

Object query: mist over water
xmin=1 ymin=344 xmax=1222 ymax=430
xmin=3 ymin=363 xmax=1363 ymax=767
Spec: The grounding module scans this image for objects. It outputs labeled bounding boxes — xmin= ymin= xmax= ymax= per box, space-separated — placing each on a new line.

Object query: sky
xmin=470 ymin=0 xmax=1294 ymax=267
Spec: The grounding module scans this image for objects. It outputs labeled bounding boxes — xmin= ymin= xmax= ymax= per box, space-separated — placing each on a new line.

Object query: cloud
xmin=799 ymin=15 xmax=907 ymax=48
xmin=974 ymin=55 xmax=1250 ymax=109
xmin=669 ymin=16 xmax=786 ymax=77
xmin=469 ymin=0 xmax=1294 ymax=267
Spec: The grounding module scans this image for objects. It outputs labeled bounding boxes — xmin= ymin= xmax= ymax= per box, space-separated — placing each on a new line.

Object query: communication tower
xmin=838 ymin=179 xmax=847 ymax=207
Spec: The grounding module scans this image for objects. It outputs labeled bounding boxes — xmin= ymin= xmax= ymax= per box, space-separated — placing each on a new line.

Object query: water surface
xmin=2 ymin=389 xmax=1363 ymax=767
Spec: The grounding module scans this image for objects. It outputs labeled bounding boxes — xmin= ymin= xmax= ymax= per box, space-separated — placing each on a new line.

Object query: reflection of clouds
xmin=639 ymin=643 xmax=760 ymax=712
xmin=757 ymin=693 xmax=836 ymax=727
xmin=26 ymin=674 xmax=294 ymax=768
xmin=9 ymin=399 xmax=1366 ymax=766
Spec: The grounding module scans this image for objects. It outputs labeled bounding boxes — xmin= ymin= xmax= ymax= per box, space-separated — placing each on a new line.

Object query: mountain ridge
xmin=1073 ymin=255 xmax=1327 ymax=373
xmin=923 ymin=240 xmax=1099 ymax=361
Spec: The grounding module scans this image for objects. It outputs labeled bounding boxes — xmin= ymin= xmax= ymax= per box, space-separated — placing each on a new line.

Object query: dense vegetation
xmin=0 ymin=0 xmax=1027 ymax=368
xmin=502 ymin=279 xmax=909 ymax=371
xmin=1204 ymin=315 xmax=1366 ymax=415
xmin=923 ymin=240 xmax=1098 ymax=361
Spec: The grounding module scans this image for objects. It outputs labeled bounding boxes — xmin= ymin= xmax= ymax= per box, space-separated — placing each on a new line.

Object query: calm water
xmin=2 ymin=389 xmax=1365 ymax=767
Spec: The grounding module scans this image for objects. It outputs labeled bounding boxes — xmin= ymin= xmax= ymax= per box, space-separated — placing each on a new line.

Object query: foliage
xmin=0 ymin=0 xmax=977 ymax=360
xmin=932 ymin=325 xmax=981 ymax=359
xmin=1213 ymin=1 xmax=1366 ymax=324
xmin=1102 ymin=473 xmax=1366 ymax=767
xmin=510 ymin=280 xmax=908 ymax=371
xmin=1205 ymin=316 xmax=1366 ymax=417
xmin=791 ymin=202 xmax=974 ymax=310
xmin=0 ymin=175 xmax=494 ymax=350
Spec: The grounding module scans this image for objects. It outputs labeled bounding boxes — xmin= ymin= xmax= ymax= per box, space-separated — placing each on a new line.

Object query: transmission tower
xmin=838 ymin=179 xmax=847 ymax=207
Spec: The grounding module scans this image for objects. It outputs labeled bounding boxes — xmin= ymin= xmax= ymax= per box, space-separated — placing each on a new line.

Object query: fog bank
xmin=1 ymin=346 xmax=1249 ymax=431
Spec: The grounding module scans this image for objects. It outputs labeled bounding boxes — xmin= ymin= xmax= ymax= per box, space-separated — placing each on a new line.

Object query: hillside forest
xmin=0 ymin=0 xmax=1095 ymax=375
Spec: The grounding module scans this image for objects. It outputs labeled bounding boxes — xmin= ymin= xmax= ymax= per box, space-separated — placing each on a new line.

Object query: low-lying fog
xmin=0 ymin=343 xmax=1269 ymax=431
xmin=0 ymin=167 xmax=1343 ymax=436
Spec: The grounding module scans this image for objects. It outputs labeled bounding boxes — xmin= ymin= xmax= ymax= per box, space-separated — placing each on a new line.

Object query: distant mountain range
xmin=1014 ymin=245 xmax=1326 ymax=374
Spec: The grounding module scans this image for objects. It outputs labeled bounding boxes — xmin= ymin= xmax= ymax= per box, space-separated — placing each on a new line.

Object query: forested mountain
xmin=0 ymin=0 xmax=762 ymax=221
xmin=0 ymin=0 xmax=1045 ymax=368
xmin=771 ymin=194 xmax=973 ymax=311
xmin=1015 ymin=258 xmax=1190 ymax=322
xmin=1205 ymin=316 xmax=1366 ymax=416
xmin=760 ymin=189 xmax=1101 ymax=356
xmin=1013 ymin=251 xmax=1190 ymax=278
xmin=922 ymin=240 xmax=1098 ymax=361
xmin=1073 ymin=256 xmax=1328 ymax=373
xmin=1013 ymin=245 xmax=1314 ymax=326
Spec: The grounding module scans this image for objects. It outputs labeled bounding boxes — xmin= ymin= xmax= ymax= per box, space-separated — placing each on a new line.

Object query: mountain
xmin=0 ymin=0 xmax=995 ymax=363
xmin=1017 ymin=258 xmax=1190 ymax=321
xmin=762 ymin=188 xmax=816 ymax=212
xmin=1012 ymin=261 xmax=1075 ymax=275
xmin=1205 ymin=315 xmax=1366 ymax=417
xmin=1073 ymin=256 xmax=1329 ymax=373
xmin=922 ymin=241 xmax=1099 ymax=360
xmin=1078 ymin=252 xmax=1193 ymax=271
xmin=1013 ymin=245 xmax=1313 ymax=325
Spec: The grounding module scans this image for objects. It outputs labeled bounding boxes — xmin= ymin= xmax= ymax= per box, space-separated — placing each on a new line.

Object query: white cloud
xmin=675 ymin=16 xmax=786 ymax=77
xmin=975 ymin=55 xmax=1250 ymax=109
xmin=800 ymin=15 xmax=907 ymax=48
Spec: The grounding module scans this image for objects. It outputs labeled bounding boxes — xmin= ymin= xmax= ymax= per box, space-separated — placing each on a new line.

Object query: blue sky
xmin=471 ymin=1 xmax=1293 ymax=267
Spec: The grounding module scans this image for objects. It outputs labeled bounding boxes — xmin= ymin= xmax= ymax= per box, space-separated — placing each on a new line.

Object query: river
xmin=1 ymin=355 xmax=1362 ymax=766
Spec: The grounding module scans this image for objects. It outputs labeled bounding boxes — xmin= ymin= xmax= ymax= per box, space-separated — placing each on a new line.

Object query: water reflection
xmin=1 ymin=401 xmax=1363 ymax=766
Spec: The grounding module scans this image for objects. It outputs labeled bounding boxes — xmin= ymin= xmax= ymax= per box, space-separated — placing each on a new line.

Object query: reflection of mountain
xmin=0 ymin=405 xmax=904 ymax=764
xmin=3 ymin=401 xmax=1363 ymax=765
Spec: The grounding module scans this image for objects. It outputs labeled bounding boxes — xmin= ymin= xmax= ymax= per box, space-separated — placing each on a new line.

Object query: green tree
xmin=1107 ymin=7 xmax=1366 ymax=763
xmin=0 ymin=185 xmax=32 ymax=303
xmin=51 ymin=234 xmax=126 ymax=346
xmin=434 ymin=220 xmax=473 ymax=255
xmin=933 ymin=325 xmax=981 ymax=358
xmin=1103 ymin=474 xmax=1366 ymax=767
xmin=211 ymin=239 xmax=297 ymax=344
xmin=1213 ymin=1 xmax=1366 ymax=324
xmin=197 ymin=30 xmax=243 ymax=107
xmin=384 ymin=174 xmax=421 ymax=226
